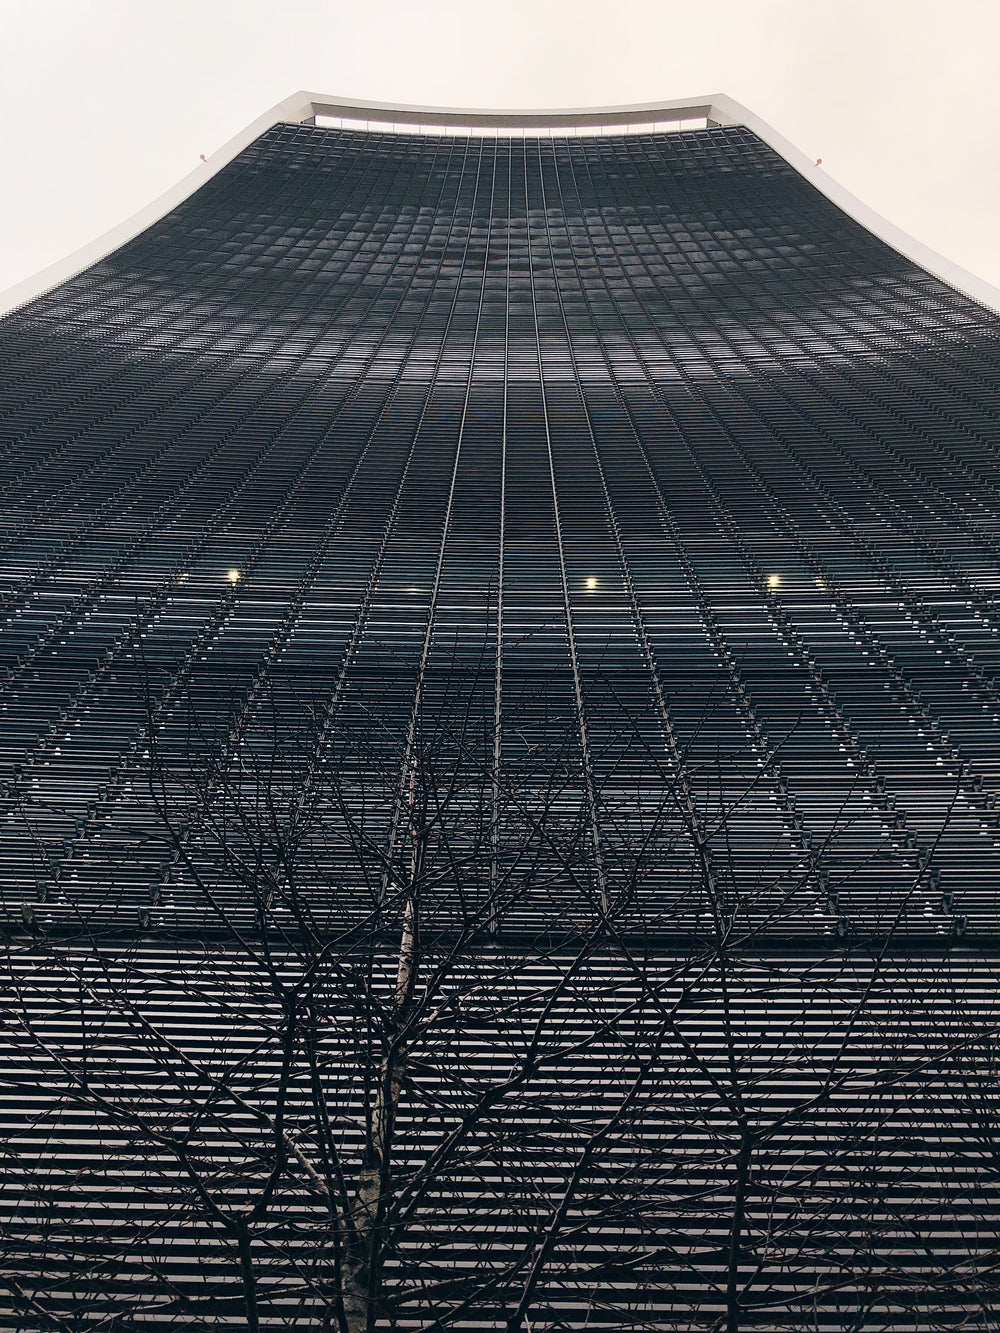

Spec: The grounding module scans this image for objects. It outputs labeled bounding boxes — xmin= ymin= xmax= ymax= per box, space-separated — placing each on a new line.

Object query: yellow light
xmin=227 ymin=569 xmax=241 ymax=584
xmin=767 ymin=574 xmax=781 ymax=589
xmin=586 ymin=577 xmax=598 ymax=589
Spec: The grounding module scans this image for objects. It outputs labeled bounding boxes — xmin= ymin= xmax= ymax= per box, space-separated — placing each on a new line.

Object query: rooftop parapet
xmin=2 ymin=92 xmax=998 ymax=315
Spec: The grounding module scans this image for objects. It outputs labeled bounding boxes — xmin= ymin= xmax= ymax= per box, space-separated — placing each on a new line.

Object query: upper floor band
xmin=3 ymin=92 xmax=999 ymax=317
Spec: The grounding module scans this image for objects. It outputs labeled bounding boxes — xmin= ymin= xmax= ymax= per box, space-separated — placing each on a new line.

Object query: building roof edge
xmin=2 ymin=91 xmax=998 ymax=317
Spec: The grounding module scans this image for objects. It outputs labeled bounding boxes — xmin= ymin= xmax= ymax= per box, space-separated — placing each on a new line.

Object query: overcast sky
xmin=1 ymin=0 xmax=998 ymax=299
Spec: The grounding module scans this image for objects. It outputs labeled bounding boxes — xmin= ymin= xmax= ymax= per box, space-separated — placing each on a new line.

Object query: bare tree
xmin=3 ymin=663 xmax=1000 ymax=1332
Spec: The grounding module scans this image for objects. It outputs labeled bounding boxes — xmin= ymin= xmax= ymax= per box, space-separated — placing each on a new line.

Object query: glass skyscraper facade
xmin=2 ymin=107 xmax=1000 ymax=1330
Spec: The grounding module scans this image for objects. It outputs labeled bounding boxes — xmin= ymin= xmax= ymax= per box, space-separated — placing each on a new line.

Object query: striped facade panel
xmin=2 ymin=120 xmax=1000 ymax=1328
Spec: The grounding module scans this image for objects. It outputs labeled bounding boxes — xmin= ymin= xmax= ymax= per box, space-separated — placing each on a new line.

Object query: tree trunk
xmin=725 ymin=1133 xmax=754 ymax=1333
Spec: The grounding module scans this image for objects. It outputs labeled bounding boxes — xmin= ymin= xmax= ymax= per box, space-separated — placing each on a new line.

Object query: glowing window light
xmin=767 ymin=574 xmax=781 ymax=589
xmin=227 ymin=569 xmax=241 ymax=584
xmin=585 ymin=577 xmax=598 ymax=589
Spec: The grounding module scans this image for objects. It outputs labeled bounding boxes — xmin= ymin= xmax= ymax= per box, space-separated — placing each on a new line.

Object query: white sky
xmin=1 ymin=0 xmax=998 ymax=296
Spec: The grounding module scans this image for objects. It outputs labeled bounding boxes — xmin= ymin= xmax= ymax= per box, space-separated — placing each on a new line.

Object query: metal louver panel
xmin=2 ymin=116 xmax=1000 ymax=1330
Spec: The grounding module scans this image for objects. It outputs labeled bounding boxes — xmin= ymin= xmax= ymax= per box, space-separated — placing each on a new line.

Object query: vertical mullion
xmin=382 ymin=134 xmax=500 ymax=893
xmin=527 ymin=137 xmax=608 ymax=913
xmin=491 ymin=137 xmax=511 ymax=914
xmin=540 ymin=137 xmax=720 ymax=924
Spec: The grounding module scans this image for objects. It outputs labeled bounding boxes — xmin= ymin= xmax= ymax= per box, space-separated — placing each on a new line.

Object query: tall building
xmin=2 ymin=95 xmax=1000 ymax=1331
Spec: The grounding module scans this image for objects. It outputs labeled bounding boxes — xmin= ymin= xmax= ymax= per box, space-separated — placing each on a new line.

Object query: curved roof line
xmin=2 ymin=91 xmax=998 ymax=316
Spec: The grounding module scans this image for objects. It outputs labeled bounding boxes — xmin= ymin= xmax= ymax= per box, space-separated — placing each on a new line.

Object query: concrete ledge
xmin=302 ymin=94 xmax=720 ymax=128
xmin=2 ymin=91 xmax=998 ymax=316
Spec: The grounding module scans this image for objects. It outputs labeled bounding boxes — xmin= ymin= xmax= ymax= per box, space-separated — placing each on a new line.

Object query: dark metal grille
xmin=3 ymin=123 xmax=999 ymax=937
xmin=2 ymin=121 xmax=1000 ymax=1329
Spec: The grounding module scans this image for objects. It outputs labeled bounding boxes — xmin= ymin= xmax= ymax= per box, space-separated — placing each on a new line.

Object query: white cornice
xmin=2 ymin=92 xmax=998 ymax=316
